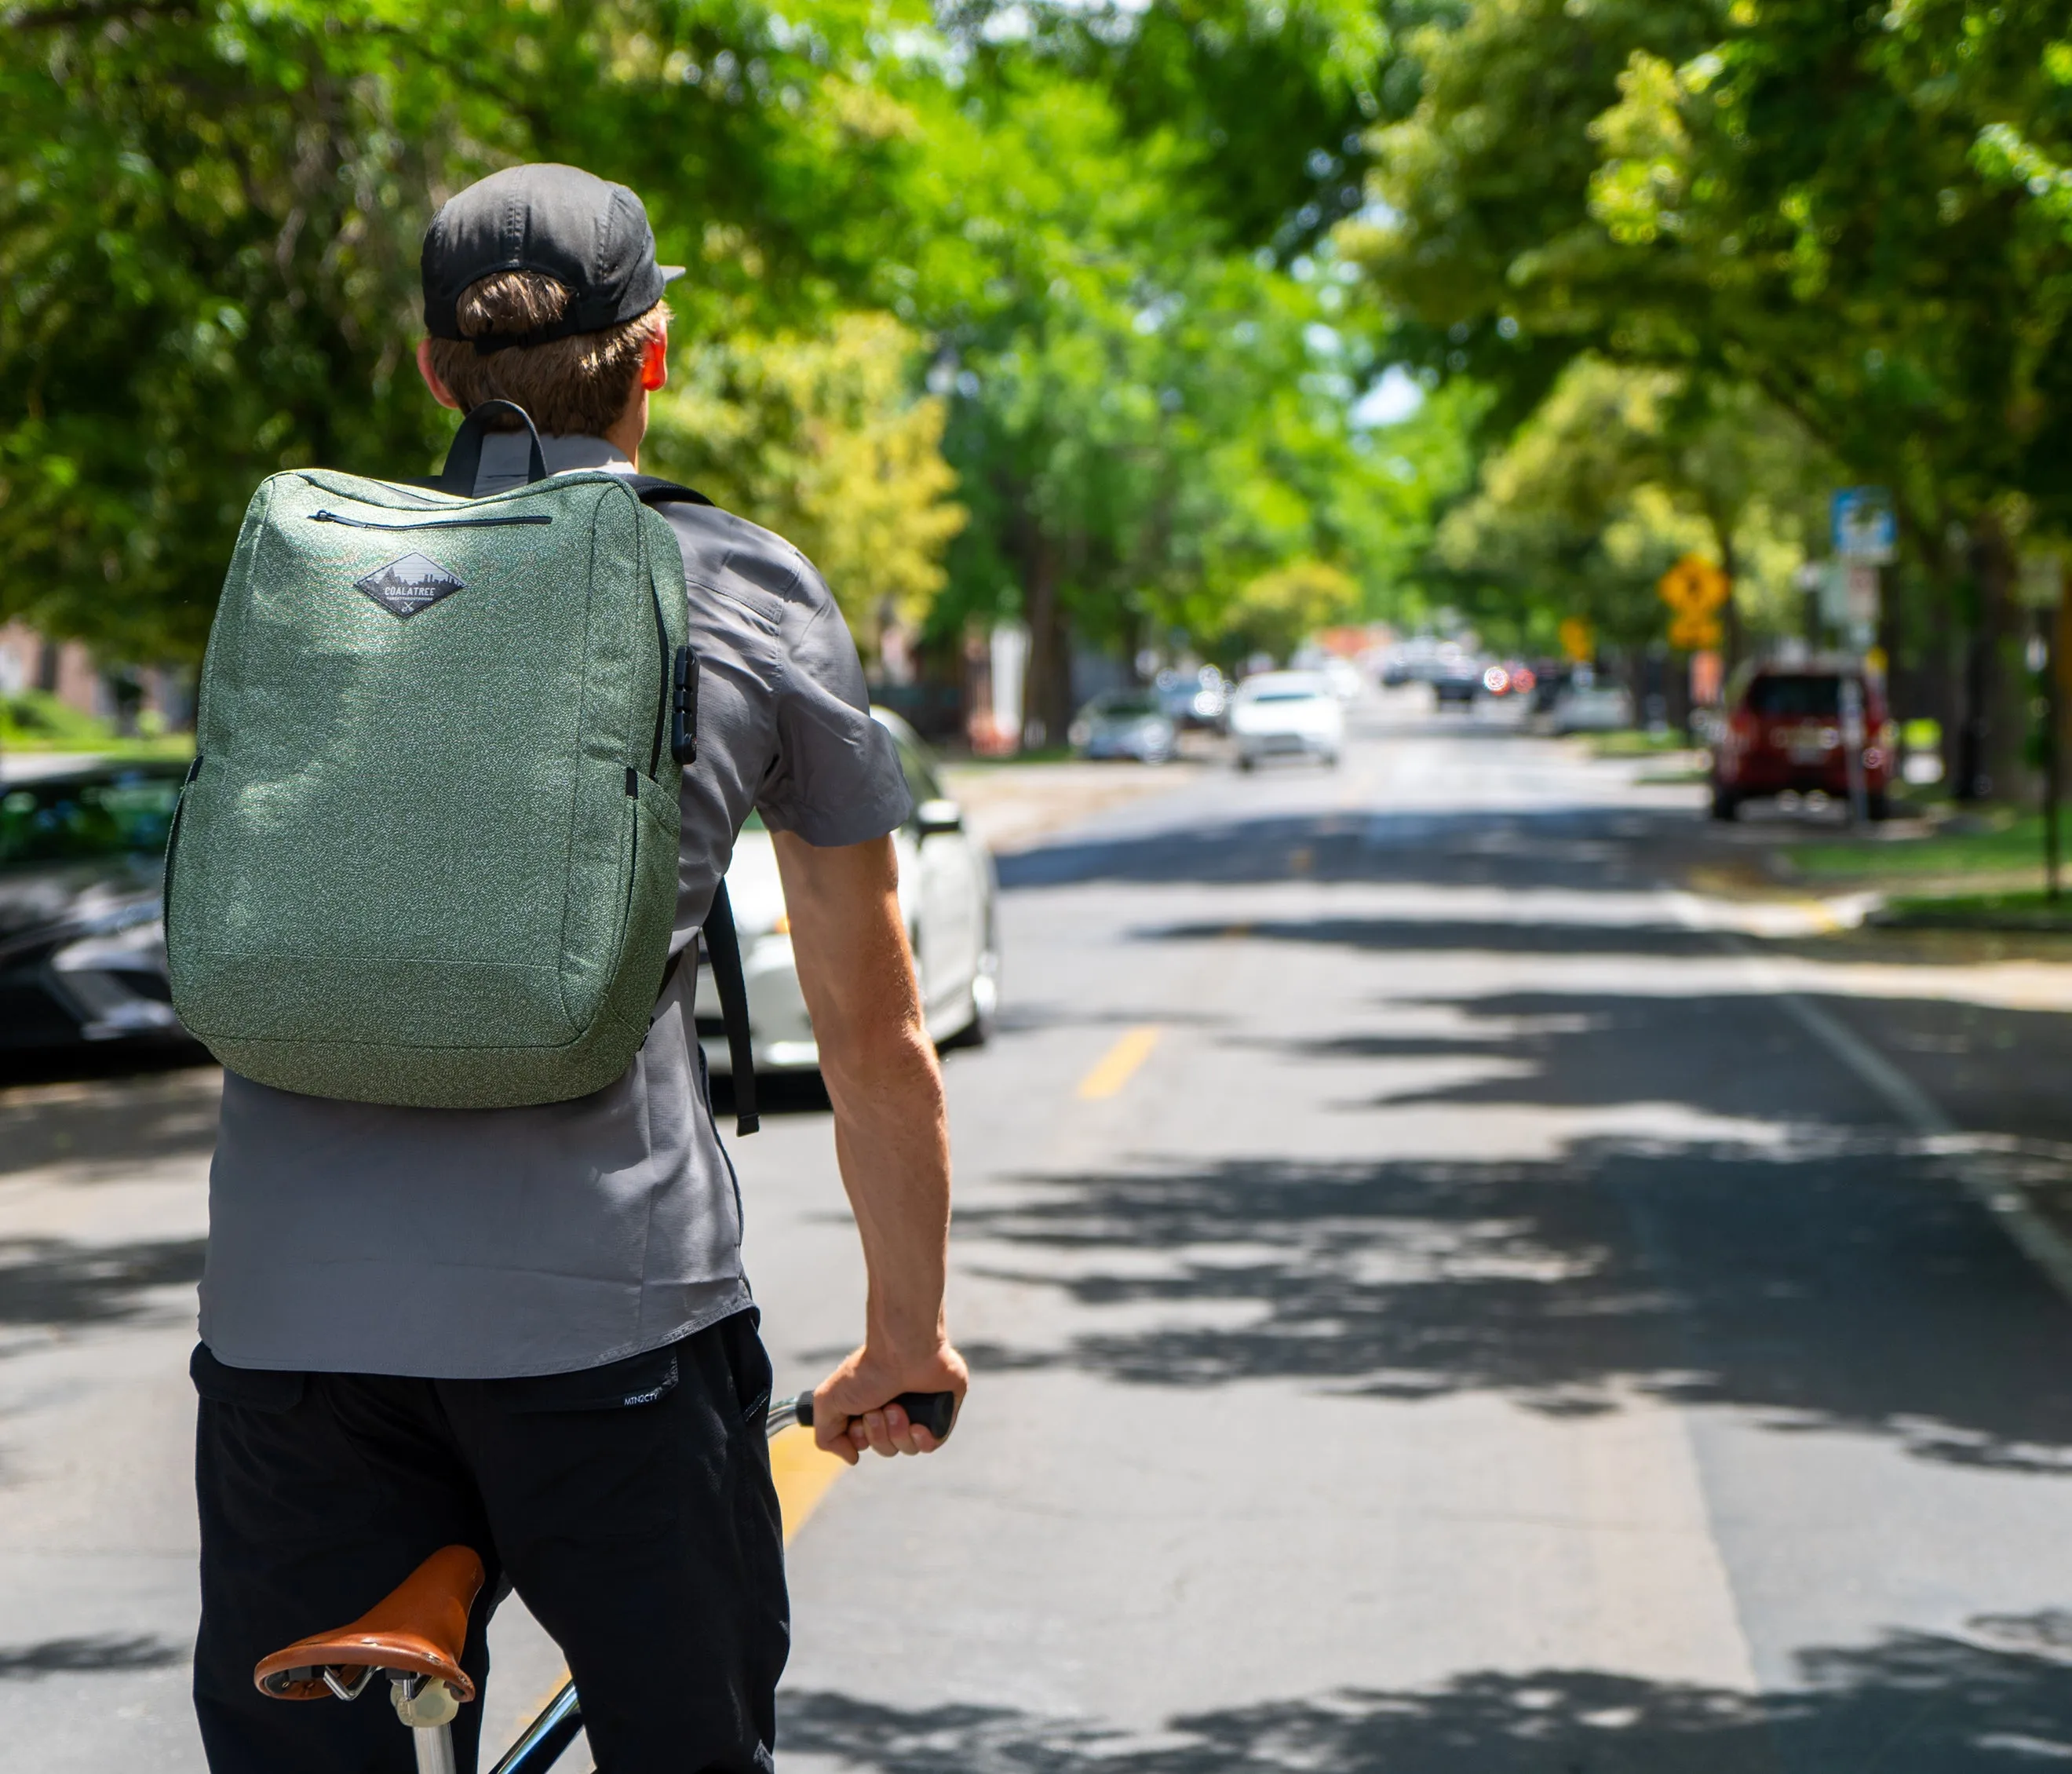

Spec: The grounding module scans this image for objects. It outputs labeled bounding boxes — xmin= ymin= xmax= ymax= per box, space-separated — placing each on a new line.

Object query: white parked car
xmin=694 ymin=710 xmax=1000 ymax=1075
xmin=1320 ymin=656 xmax=1366 ymax=703
xmin=1228 ymin=671 xmax=1345 ymax=770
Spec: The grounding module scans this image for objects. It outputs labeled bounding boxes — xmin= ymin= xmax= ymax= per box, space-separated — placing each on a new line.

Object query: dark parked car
xmin=0 ymin=761 xmax=192 ymax=1052
xmin=1154 ymin=667 xmax=1228 ymax=730
xmin=1711 ymin=666 xmax=1894 ymax=820
xmin=1432 ymin=657 xmax=1485 ymax=707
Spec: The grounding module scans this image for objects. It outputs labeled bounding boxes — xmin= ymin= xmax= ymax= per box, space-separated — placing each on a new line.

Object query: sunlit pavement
xmin=9 ymin=697 xmax=2072 ymax=1768
xmin=761 ymin=695 xmax=2072 ymax=1772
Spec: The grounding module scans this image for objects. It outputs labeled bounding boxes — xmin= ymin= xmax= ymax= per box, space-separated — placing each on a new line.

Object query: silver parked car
xmin=694 ymin=709 xmax=1000 ymax=1074
xmin=1068 ymin=690 xmax=1179 ymax=764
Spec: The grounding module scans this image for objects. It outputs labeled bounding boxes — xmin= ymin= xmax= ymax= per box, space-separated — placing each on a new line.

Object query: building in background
xmin=0 ymin=622 xmax=190 ymax=734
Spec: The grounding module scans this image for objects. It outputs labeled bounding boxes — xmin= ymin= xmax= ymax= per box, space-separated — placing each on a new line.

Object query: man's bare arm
xmin=771 ymin=828 xmax=967 ymax=1464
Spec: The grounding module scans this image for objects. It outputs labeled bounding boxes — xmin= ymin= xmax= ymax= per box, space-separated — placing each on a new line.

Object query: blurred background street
xmin=7 ymin=0 xmax=2072 ymax=1761
xmin=13 ymin=689 xmax=2072 ymax=1769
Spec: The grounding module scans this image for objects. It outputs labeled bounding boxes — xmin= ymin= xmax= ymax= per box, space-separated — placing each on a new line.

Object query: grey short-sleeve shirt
xmin=197 ymin=433 xmax=912 ymax=1378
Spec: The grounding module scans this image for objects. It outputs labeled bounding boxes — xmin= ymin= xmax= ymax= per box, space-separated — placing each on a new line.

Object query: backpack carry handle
xmin=434 ymin=400 xmax=549 ymax=495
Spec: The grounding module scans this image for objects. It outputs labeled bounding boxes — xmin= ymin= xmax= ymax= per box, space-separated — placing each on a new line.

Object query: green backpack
xmin=166 ymin=403 xmax=758 ymax=1124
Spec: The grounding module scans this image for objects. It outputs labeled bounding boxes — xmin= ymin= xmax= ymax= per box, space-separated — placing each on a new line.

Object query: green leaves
xmin=2 ymin=0 xmax=1455 ymax=680
xmin=1350 ymin=0 xmax=2072 ymax=658
xmin=0 ymin=0 xmax=935 ymax=663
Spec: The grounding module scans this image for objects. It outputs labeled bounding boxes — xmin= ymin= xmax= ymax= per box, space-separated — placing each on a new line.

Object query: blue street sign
xmin=1832 ymin=487 xmax=1896 ymax=564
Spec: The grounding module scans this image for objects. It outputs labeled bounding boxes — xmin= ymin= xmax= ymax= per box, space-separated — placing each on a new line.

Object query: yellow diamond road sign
xmin=1659 ymin=554 xmax=1731 ymax=616
xmin=1660 ymin=554 xmax=1729 ymax=649
xmin=1669 ymin=611 xmax=1723 ymax=651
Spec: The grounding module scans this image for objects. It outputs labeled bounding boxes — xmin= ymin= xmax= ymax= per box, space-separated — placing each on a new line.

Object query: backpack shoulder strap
xmin=638 ymin=476 xmax=757 ymax=1136
xmin=626 ymin=473 xmax=715 ymax=509
xmin=698 ymin=881 xmax=758 ymax=1137
xmin=654 ymin=885 xmax=759 ymax=1140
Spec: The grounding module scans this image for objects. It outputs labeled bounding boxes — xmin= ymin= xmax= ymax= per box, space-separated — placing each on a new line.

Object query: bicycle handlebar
xmin=767 ymin=1390 xmax=957 ymax=1440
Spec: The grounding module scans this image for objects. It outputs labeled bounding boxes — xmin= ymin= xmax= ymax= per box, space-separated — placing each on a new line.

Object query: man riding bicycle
xmin=187 ymin=162 xmax=966 ymax=1774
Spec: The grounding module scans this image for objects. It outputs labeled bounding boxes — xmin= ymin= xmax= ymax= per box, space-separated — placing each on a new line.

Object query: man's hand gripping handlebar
xmin=790 ymin=1341 xmax=969 ymax=1465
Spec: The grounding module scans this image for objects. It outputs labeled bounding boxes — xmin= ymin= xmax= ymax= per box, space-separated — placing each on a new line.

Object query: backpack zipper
xmin=308 ymin=509 xmax=552 ymax=530
xmin=621 ymin=772 xmax=641 ymax=955
xmin=162 ymin=754 xmax=203 ymax=917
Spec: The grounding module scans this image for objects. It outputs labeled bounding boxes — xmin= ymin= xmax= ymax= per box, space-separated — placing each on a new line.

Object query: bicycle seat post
xmin=391 ymin=1672 xmax=461 ymax=1774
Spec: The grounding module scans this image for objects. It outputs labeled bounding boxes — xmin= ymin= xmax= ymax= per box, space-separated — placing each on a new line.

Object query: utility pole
xmin=2044 ymin=605 xmax=2060 ymax=902
xmin=1831 ymin=490 xmax=1895 ymax=825
xmin=2020 ymin=553 xmax=2066 ymax=900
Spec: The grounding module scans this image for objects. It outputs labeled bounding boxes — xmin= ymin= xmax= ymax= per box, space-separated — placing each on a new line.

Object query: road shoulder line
xmin=1665 ymin=889 xmax=2072 ymax=1307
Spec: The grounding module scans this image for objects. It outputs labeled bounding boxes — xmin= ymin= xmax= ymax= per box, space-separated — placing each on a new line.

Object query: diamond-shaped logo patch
xmin=356 ymin=552 xmax=464 ymax=619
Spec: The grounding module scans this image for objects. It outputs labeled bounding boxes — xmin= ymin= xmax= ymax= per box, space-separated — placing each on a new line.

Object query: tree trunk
xmin=1706 ymin=502 xmax=1743 ymax=678
xmin=1953 ymin=519 xmax=2018 ymax=802
xmin=2057 ymin=592 xmax=2072 ymax=795
xmin=1935 ymin=585 xmax=1965 ymax=790
xmin=1020 ymin=535 xmax=1072 ymax=750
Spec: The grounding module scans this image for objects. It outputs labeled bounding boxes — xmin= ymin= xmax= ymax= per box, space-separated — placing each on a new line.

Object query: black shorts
xmin=191 ymin=1310 xmax=787 ymax=1773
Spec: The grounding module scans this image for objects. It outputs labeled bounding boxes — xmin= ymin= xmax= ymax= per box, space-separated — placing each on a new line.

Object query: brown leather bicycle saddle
xmin=254 ymin=1544 xmax=484 ymax=1701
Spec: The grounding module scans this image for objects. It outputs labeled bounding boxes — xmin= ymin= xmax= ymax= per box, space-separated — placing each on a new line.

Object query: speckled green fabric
xmin=167 ymin=467 xmax=687 ymax=1108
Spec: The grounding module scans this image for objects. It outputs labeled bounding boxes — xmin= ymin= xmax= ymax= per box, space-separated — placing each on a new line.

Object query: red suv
xmin=1711 ymin=666 xmax=1894 ymax=821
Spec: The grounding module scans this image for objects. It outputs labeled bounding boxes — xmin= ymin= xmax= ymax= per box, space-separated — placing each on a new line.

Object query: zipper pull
xmin=672 ymin=647 xmax=699 ymax=765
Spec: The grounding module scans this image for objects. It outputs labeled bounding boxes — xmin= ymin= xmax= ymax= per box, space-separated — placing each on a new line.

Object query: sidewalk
xmin=943 ymin=756 xmax=1208 ymax=854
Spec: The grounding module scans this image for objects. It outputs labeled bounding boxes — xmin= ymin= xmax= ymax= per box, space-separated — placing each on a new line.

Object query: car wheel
xmin=1237 ymin=753 xmax=1256 ymax=772
xmin=1709 ymin=788 xmax=1740 ymax=822
xmin=1864 ymin=790 xmax=1891 ymax=823
xmin=941 ymin=952 xmax=999 ymax=1050
xmin=1321 ymin=750 xmax=1341 ymax=769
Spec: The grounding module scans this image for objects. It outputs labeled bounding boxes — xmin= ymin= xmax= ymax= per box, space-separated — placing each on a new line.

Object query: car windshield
xmin=0 ymin=772 xmax=186 ymax=867
xmin=1244 ymin=688 xmax=1322 ymax=705
xmin=1746 ymin=675 xmax=1844 ymax=718
xmin=1097 ymin=694 xmax=1162 ymax=718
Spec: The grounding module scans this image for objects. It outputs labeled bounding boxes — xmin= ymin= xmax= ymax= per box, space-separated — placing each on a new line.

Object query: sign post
xmin=1658 ymin=557 xmax=1731 ymax=737
xmin=1831 ymin=488 xmax=1893 ymax=655
xmin=1828 ymin=489 xmax=1899 ymax=824
xmin=1658 ymin=555 xmax=1730 ymax=652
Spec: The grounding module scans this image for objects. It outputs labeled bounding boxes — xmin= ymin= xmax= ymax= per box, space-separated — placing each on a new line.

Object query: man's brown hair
xmin=425 ymin=270 xmax=667 ymax=436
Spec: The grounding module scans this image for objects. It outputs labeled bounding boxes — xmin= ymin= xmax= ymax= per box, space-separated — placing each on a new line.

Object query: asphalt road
xmin=8 ymin=698 xmax=2072 ymax=1770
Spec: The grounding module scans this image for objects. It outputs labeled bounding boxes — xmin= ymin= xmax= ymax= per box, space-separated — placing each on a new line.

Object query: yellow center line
xmin=768 ymin=1424 xmax=849 ymax=1542
xmin=1077 ymin=1024 xmax=1162 ymax=1100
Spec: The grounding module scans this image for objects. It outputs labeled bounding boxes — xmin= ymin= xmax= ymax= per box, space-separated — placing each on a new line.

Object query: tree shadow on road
xmin=1287 ymin=987 xmax=2072 ymax=1155
xmin=954 ymin=1137 xmax=2072 ymax=1473
xmin=783 ymin=1623 xmax=2072 ymax=1772
xmin=0 ymin=1060 xmax=220 ymax=1179
xmin=1147 ymin=915 xmax=1710 ymax=958
xmin=998 ymin=804 xmax=1691 ymax=894
xmin=0 ymin=1633 xmax=184 ymax=1678
xmin=0 ymin=1236 xmax=206 ymax=1334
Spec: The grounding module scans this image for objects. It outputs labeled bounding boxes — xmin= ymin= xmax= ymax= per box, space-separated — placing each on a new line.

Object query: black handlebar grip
xmin=793 ymin=1391 xmax=956 ymax=1440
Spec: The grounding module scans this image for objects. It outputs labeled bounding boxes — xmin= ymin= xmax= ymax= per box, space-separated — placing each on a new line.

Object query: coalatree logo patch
xmin=356 ymin=553 xmax=465 ymax=618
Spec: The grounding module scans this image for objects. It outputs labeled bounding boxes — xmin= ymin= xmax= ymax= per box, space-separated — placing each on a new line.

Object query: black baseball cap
xmin=421 ymin=163 xmax=684 ymax=354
